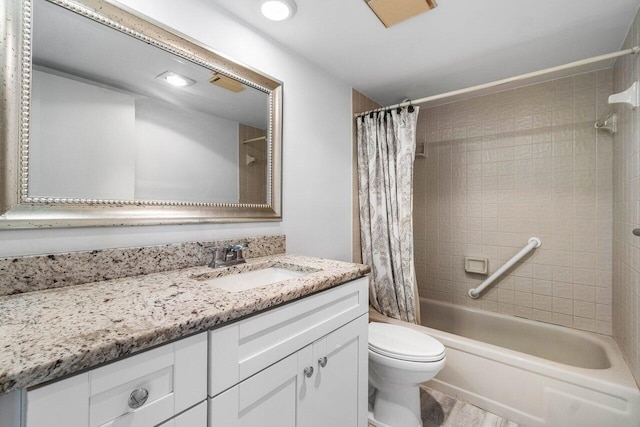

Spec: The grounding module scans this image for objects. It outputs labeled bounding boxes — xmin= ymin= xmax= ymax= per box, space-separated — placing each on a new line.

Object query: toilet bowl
xmin=368 ymin=322 xmax=446 ymax=427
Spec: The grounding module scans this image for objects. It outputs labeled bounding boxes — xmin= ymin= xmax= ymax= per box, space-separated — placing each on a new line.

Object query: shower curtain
xmin=356 ymin=106 xmax=420 ymax=324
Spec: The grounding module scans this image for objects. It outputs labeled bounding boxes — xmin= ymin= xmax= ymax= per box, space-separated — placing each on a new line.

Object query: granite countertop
xmin=0 ymin=254 xmax=370 ymax=394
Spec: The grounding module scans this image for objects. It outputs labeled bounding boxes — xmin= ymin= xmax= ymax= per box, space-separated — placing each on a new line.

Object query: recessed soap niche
xmin=465 ymin=257 xmax=488 ymax=275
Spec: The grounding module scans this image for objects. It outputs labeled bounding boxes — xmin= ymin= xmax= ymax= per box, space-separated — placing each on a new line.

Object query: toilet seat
xmin=369 ymin=322 xmax=445 ymax=362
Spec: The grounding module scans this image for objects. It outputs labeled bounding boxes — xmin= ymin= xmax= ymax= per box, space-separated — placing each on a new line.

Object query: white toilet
xmin=368 ymin=322 xmax=446 ymax=427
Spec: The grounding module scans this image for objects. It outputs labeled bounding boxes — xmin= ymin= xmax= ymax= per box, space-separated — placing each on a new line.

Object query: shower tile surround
xmin=413 ymin=69 xmax=615 ymax=335
xmin=613 ymin=7 xmax=640 ymax=385
xmin=0 ymin=235 xmax=285 ymax=296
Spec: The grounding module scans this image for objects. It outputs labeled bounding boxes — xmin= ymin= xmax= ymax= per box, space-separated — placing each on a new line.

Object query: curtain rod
xmin=242 ymin=136 xmax=267 ymax=144
xmin=355 ymin=46 xmax=640 ymax=118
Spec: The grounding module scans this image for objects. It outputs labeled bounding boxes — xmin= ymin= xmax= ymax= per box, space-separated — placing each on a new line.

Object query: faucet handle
xmin=230 ymin=242 xmax=249 ymax=251
xmin=229 ymin=242 xmax=249 ymax=263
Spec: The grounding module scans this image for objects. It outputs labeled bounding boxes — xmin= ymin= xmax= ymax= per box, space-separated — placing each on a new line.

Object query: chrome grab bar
xmin=468 ymin=237 xmax=542 ymax=299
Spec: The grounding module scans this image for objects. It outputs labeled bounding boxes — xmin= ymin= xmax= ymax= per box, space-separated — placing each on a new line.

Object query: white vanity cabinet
xmin=207 ymin=277 xmax=369 ymax=427
xmin=24 ymin=332 xmax=208 ymax=427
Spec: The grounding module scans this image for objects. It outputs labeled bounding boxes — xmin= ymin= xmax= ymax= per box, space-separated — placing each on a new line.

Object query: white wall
xmin=30 ymin=72 xmax=240 ymax=204
xmin=30 ymin=69 xmax=136 ymax=200
xmin=0 ymin=0 xmax=353 ymax=261
xmin=135 ymin=98 xmax=239 ymax=203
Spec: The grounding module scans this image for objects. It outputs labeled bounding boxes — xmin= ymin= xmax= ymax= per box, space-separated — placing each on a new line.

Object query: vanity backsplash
xmin=0 ymin=235 xmax=285 ymax=296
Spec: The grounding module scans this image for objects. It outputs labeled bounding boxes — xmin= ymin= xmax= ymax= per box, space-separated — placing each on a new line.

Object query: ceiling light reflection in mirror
xmin=156 ymin=71 xmax=196 ymax=87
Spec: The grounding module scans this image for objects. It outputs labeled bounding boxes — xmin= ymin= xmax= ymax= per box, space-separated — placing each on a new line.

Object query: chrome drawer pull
xmin=128 ymin=388 xmax=149 ymax=409
xmin=318 ymin=357 xmax=328 ymax=368
xmin=304 ymin=366 xmax=314 ymax=378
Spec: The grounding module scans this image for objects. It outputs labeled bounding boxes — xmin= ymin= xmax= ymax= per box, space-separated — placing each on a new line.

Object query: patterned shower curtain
xmin=356 ymin=106 xmax=420 ymax=324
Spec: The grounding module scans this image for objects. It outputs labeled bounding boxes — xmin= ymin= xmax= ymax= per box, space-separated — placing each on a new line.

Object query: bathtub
xmin=369 ymin=298 xmax=640 ymax=427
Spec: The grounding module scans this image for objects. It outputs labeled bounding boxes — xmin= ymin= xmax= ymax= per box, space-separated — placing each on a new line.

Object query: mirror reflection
xmin=30 ymin=0 xmax=270 ymax=205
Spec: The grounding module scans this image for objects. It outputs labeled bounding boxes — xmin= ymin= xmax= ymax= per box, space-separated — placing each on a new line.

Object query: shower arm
xmin=468 ymin=237 xmax=542 ymax=299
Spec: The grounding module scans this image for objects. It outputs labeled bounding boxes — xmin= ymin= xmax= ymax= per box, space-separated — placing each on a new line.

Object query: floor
xmin=369 ymin=385 xmax=521 ymax=427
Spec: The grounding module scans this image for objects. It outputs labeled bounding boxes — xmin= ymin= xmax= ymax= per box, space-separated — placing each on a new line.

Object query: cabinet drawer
xmin=157 ymin=401 xmax=207 ymax=427
xmin=26 ymin=332 xmax=207 ymax=427
xmin=90 ymin=332 xmax=207 ymax=427
xmin=208 ymin=277 xmax=368 ymax=397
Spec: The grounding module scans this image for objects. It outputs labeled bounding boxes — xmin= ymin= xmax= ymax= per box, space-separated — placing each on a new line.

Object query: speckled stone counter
xmin=0 ymin=235 xmax=286 ymax=296
xmin=0 ymin=254 xmax=370 ymax=394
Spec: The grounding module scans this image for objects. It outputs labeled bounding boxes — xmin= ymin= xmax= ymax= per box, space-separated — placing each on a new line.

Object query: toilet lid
xmin=369 ymin=322 xmax=445 ymax=362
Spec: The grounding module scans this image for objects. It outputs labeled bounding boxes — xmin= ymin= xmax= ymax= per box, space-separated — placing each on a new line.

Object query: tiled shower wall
xmin=613 ymin=10 xmax=640 ymax=384
xmin=414 ymin=70 xmax=615 ymax=335
xmin=239 ymin=124 xmax=267 ymax=204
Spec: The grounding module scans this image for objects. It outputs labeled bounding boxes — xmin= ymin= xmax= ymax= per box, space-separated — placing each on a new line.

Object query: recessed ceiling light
xmin=155 ymin=71 xmax=196 ymax=87
xmin=260 ymin=0 xmax=297 ymax=21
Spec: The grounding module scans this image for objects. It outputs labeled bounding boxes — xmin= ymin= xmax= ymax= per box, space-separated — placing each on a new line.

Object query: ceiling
xmin=213 ymin=0 xmax=640 ymax=106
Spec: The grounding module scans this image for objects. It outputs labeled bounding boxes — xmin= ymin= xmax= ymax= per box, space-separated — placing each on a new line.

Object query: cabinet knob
xmin=303 ymin=366 xmax=314 ymax=378
xmin=318 ymin=357 xmax=328 ymax=368
xmin=128 ymin=388 xmax=149 ymax=409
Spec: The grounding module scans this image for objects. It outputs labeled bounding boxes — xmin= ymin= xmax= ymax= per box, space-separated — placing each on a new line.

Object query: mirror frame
xmin=0 ymin=0 xmax=283 ymax=228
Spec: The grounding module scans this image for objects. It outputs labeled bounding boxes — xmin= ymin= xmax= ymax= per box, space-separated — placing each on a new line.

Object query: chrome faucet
xmin=227 ymin=243 xmax=248 ymax=263
xmin=207 ymin=242 xmax=249 ymax=268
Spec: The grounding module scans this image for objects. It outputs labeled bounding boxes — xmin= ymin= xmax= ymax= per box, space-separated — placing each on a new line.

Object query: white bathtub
xmin=369 ymin=298 xmax=640 ymax=427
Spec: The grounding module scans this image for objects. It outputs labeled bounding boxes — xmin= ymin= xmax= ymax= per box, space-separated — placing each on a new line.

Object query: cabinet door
xmin=209 ymin=352 xmax=301 ymax=427
xmin=310 ymin=314 xmax=368 ymax=427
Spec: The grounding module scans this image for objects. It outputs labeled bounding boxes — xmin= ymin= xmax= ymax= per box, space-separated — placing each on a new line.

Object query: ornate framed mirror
xmin=0 ymin=0 xmax=283 ymax=228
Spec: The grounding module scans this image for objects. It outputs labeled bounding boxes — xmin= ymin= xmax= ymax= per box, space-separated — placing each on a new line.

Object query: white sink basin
xmin=201 ymin=267 xmax=307 ymax=293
